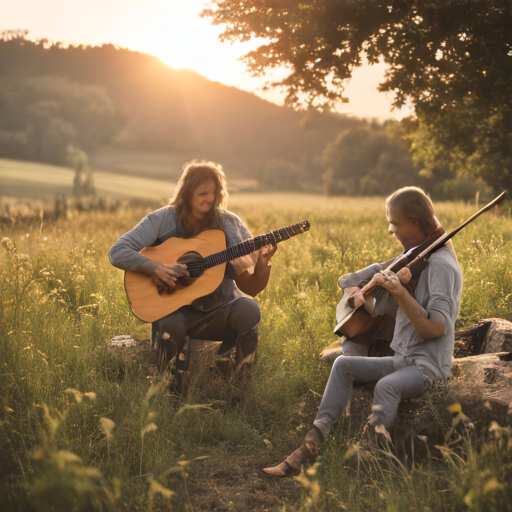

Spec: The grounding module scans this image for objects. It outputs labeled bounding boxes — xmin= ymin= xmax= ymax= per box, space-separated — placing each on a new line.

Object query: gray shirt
xmin=108 ymin=205 xmax=253 ymax=312
xmin=391 ymin=246 xmax=462 ymax=383
xmin=339 ymin=245 xmax=462 ymax=383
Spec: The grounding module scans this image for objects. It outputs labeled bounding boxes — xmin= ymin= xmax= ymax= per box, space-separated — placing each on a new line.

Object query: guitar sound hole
xmin=177 ymin=251 xmax=204 ymax=279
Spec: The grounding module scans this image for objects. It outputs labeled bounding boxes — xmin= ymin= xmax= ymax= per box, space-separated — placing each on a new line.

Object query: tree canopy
xmin=0 ymin=76 xmax=116 ymax=165
xmin=204 ymin=0 xmax=512 ymax=191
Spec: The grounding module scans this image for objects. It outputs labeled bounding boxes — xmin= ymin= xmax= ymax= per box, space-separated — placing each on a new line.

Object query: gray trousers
xmin=314 ymin=355 xmax=425 ymax=438
xmin=152 ymin=297 xmax=261 ymax=373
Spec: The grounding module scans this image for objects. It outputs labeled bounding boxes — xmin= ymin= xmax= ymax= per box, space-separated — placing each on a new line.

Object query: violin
xmin=334 ymin=191 xmax=507 ymax=338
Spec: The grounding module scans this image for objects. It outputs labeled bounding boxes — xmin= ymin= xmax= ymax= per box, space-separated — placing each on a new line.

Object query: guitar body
xmin=334 ymin=296 xmax=383 ymax=338
xmin=124 ymin=230 xmax=226 ymax=323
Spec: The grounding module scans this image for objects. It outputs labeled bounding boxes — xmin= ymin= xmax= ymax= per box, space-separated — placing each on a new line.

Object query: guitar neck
xmin=202 ymin=220 xmax=310 ymax=270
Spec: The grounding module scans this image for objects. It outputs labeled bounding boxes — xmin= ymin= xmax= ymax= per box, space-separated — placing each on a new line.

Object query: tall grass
xmin=1 ymin=193 xmax=512 ymax=511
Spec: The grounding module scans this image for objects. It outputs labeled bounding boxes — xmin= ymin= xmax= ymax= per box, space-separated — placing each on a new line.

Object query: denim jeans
xmin=152 ymin=297 xmax=260 ymax=372
xmin=314 ymin=354 xmax=425 ymax=437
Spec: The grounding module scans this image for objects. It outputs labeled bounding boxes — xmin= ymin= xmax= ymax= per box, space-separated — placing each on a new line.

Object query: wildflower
xmin=141 ymin=423 xmax=158 ymax=437
xmin=1 ymin=237 xmax=14 ymax=251
xmin=100 ymin=418 xmax=115 ymax=440
xmin=447 ymin=402 xmax=474 ymax=429
xmin=147 ymin=477 xmax=175 ymax=506
xmin=66 ymin=388 xmax=83 ymax=403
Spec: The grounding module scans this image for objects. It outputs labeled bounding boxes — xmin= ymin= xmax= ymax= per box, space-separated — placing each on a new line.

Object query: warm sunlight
xmin=121 ymin=2 xmax=253 ymax=84
xmin=1 ymin=0 xmax=411 ymax=118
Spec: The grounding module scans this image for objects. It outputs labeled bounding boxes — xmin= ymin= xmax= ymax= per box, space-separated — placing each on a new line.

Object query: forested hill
xmin=0 ymin=34 xmax=359 ymax=176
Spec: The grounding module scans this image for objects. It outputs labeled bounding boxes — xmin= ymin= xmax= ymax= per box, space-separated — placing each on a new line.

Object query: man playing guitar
xmin=109 ymin=161 xmax=277 ymax=381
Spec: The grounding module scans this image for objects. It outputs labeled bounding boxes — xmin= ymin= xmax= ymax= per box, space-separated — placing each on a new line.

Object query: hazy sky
xmin=1 ymin=0 xmax=412 ymax=120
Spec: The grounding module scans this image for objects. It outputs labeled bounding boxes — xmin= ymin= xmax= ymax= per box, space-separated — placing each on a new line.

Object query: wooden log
xmin=455 ymin=318 xmax=512 ymax=355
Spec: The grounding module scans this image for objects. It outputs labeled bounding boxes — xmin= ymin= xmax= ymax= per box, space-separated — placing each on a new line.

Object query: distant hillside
xmin=0 ymin=33 xmax=360 ymax=178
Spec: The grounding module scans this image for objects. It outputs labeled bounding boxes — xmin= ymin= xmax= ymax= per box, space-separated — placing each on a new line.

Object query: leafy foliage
xmin=323 ymin=120 xmax=421 ymax=195
xmin=0 ymin=75 xmax=116 ymax=165
xmin=204 ymin=0 xmax=512 ymax=190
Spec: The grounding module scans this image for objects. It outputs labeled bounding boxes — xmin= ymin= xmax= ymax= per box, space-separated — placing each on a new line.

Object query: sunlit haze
xmin=1 ymin=0 xmax=412 ymax=119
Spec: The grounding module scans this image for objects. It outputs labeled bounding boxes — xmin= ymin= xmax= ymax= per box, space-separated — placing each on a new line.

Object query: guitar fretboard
xmin=202 ymin=220 xmax=310 ymax=270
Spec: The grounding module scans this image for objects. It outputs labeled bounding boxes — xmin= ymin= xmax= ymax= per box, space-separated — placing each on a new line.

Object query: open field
xmin=2 ymin=193 xmax=512 ymax=511
xmin=0 ymin=156 xmax=257 ymax=200
xmin=89 ymin=147 xmax=255 ymax=183
xmin=0 ymin=157 xmax=176 ymax=200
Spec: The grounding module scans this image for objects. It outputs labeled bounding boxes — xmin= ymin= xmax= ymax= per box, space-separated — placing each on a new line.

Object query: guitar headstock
xmin=292 ymin=220 xmax=310 ymax=234
xmin=299 ymin=220 xmax=310 ymax=232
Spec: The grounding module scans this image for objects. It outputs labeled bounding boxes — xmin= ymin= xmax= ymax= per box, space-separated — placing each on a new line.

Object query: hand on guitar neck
xmin=235 ymin=243 xmax=278 ymax=297
xmin=342 ymin=267 xmax=413 ymax=313
xmin=254 ymin=244 xmax=278 ymax=277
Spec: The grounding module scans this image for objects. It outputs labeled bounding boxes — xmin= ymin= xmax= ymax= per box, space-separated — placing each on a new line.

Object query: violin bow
xmin=406 ymin=190 xmax=507 ymax=266
xmin=356 ymin=191 xmax=507 ymax=300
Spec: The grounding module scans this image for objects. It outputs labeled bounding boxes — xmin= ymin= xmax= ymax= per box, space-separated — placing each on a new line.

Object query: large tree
xmin=323 ymin=121 xmax=421 ymax=196
xmin=204 ymin=0 xmax=512 ymax=191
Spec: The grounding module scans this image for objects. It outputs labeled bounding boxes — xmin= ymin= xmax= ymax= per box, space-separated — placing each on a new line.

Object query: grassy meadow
xmin=0 ymin=155 xmax=257 ymax=201
xmin=2 ymin=192 xmax=512 ymax=511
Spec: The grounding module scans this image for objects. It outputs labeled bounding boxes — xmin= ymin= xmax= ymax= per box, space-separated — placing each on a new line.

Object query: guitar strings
xmin=182 ymin=222 xmax=309 ymax=271
xmin=182 ymin=224 xmax=307 ymax=270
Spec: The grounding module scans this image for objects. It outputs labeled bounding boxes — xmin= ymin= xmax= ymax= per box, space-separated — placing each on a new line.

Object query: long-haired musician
xmin=323 ymin=186 xmax=448 ymax=361
xmin=263 ymin=186 xmax=462 ymax=477
xmin=109 ymin=161 xmax=277 ymax=379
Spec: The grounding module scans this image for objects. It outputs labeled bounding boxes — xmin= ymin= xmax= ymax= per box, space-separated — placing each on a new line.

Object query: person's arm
xmin=235 ymin=244 xmax=277 ymax=296
xmin=342 ymin=286 xmax=376 ymax=314
xmin=341 ymin=266 xmax=412 ymax=315
xmin=108 ymin=209 xmax=188 ymax=289
xmin=370 ymin=270 xmax=445 ymax=340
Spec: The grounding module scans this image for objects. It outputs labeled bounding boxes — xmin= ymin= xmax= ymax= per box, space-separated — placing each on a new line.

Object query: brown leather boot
xmin=262 ymin=426 xmax=324 ymax=478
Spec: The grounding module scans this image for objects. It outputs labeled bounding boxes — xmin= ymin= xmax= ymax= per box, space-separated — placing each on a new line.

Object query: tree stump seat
xmin=108 ymin=334 xmax=232 ymax=395
xmin=176 ymin=337 xmax=231 ymax=396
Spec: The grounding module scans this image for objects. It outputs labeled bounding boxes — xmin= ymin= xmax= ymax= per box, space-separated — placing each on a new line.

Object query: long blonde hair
xmin=385 ymin=186 xmax=440 ymax=236
xmin=171 ymin=160 xmax=229 ymax=236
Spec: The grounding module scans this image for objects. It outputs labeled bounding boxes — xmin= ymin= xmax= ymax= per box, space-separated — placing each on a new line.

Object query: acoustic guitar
xmin=124 ymin=220 xmax=310 ymax=322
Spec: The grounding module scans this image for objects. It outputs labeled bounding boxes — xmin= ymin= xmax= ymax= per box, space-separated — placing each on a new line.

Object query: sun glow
xmin=1 ymin=0 xmax=412 ymax=118
xmin=121 ymin=1 xmax=266 ymax=93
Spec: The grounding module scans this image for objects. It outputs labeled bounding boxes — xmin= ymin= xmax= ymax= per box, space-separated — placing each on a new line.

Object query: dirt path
xmin=108 ymin=336 xmax=305 ymax=510
xmin=187 ymin=449 xmax=301 ymax=511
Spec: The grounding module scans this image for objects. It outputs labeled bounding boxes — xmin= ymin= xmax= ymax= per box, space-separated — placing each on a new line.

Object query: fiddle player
xmin=263 ymin=186 xmax=462 ymax=477
xmin=109 ymin=161 xmax=277 ymax=383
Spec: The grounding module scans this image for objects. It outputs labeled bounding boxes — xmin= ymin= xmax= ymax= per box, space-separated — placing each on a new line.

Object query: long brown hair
xmin=385 ymin=186 xmax=440 ymax=236
xmin=171 ymin=160 xmax=229 ymax=236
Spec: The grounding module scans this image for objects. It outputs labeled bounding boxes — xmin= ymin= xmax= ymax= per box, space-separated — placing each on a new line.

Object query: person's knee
xmin=157 ymin=313 xmax=187 ymax=345
xmin=374 ymin=378 xmax=400 ymax=402
xmin=241 ymin=297 xmax=261 ymax=325
xmin=230 ymin=298 xmax=261 ymax=334
xmin=332 ymin=354 xmax=353 ymax=378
